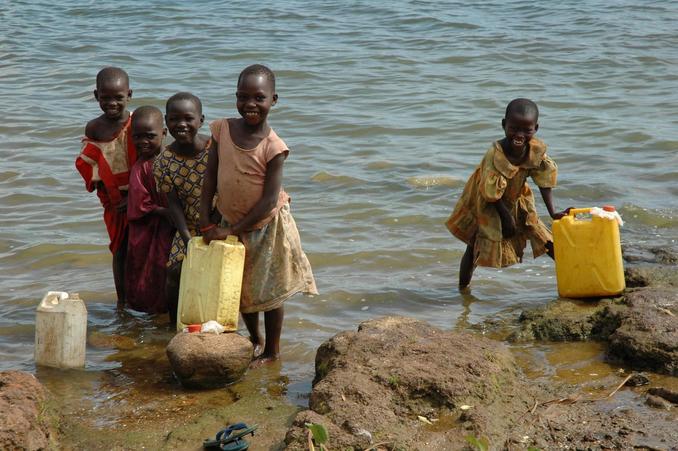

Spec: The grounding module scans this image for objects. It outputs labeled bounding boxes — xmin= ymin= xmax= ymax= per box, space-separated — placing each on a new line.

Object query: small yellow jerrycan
xmin=176 ymin=236 xmax=245 ymax=331
xmin=552 ymin=206 xmax=625 ymax=298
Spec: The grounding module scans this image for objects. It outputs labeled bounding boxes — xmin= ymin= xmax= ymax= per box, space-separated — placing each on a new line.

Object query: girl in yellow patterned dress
xmin=446 ymin=99 xmax=569 ymax=289
xmin=153 ymin=92 xmax=214 ymax=324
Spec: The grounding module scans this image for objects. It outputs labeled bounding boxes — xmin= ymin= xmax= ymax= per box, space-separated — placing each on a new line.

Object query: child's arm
xmin=150 ymin=206 xmax=172 ymax=221
xmin=538 ymin=187 xmax=569 ymax=220
xmin=492 ymin=200 xmax=516 ymax=238
xmin=167 ymin=190 xmax=190 ymax=244
xmin=200 ymin=142 xmax=221 ymax=243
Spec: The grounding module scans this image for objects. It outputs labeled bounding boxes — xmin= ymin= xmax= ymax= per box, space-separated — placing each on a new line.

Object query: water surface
xmin=1 ymin=0 xmax=677 ymax=430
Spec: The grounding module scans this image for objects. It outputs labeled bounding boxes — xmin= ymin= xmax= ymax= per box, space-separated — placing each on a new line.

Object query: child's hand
xmin=501 ymin=216 xmax=517 ymax=238
xmin=202 ymin=227 xmax=233 ymax=244
xmin=551 ymin=208 xmax=572 ymax=220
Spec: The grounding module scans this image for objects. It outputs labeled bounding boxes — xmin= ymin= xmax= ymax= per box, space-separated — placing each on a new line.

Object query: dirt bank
xmin=284 ymin=316 xmax=677 ymax=450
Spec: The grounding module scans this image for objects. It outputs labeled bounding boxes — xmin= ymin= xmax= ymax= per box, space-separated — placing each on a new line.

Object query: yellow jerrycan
xmin=552 ymin=206 xmax=625 ymax=298
xmin=176 ymin=236 xmax=245 ymax=331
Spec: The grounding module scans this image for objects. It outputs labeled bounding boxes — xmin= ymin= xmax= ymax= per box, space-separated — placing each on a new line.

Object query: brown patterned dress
xmin=446 ymin=137 xmax=557 ymax=268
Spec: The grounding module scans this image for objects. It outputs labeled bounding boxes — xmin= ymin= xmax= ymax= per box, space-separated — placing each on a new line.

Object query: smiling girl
xmin=153 ymin=92 xmax=213 ymax=324
xmin=446 ymin=98 xmax=568 ymax=290
xmin=200 ymin=64 xmax=317 ymax=363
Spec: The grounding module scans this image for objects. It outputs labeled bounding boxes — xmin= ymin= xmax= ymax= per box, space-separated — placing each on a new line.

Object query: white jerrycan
xmin=35 ymin=291 xmax=87 ymax=368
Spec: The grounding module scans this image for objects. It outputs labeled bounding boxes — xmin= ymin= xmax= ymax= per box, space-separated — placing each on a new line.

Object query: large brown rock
xmin=0 ymin=371 xmax=55 ymax=450
xmin=608 ymin=288 xmax=678 ymax=375
xmin=284 ymin=316 xmax=533 ymax=451
xmin=166 ymin=332 xmax=253 ymax=388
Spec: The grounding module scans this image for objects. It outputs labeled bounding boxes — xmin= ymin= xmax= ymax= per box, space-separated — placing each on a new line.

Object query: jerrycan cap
xmin=602 ymin=205 xmax=616 ymax=212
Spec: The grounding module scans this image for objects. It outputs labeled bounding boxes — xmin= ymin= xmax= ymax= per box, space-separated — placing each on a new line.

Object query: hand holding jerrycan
xmin=176 ymin=236 xmax=245 ymax=331
xmin=35 ymin=291 xmax=87 ymax=368
xmin=552 ymin=206 xmax=625 ymax=298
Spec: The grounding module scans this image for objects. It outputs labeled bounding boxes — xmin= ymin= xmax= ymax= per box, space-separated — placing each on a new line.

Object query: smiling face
xmin=131 ymin=112 xmax=165 ymax=160
xmin=236 ymin=73 xmax=277 ymax=127
xmin=502 ymin=112 xmax=539 ymax=155
xmin=94 ymin=77 xmax=132 ymax=121
xmin=165 ymin=98 xmax=204 ymax=145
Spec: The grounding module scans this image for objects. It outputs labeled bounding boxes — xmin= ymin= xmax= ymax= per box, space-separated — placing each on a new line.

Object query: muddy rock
xmin=646 ymin=394 xmax=673 ymax=410
xmin=648 ymin=387 xmax=678 ymax=404
xmin=0 ymin=371 xmax=56 ymax=450
xmin=166 ymin=332 xmax=253 ymax=388
xmin=284 ymin=316 xmax=534 ymax=450
xmin=608 ymin=288 xmax=678 ymax=375
xmin=623 ymin=244 xmax=678 ymax=288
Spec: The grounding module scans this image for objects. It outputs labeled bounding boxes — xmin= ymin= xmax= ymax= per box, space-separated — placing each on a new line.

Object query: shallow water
xmin=1 ymin=0 xmax=677 ymax=434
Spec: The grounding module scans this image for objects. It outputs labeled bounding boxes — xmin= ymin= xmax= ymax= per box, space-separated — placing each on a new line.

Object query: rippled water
xmin=1 ymin=0 xmax=677 ymax=431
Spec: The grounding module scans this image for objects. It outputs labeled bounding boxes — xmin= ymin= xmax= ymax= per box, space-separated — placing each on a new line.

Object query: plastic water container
xmin=176 ymin=236 xmax=245 ymax=332
xmin=35 ymin=291 xmax=87 ymax=368
xmin=553 ymin=207 xmax=625 ymax=298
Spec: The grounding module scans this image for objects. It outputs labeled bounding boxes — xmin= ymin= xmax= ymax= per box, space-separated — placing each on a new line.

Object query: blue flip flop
xmin=203 ymin=423 xmax=258 ymax=450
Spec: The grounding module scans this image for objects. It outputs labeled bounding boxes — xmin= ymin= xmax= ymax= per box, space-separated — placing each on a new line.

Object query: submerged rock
xmin=166 ymin=332 xmax=253 ymax=388
xmin=0 ymin=371 xmax=56 ymax=450
xmin=509 ymin=298 xmax=624 ymax=342
xmin=284 ymin=316 xmax=534 ymax=450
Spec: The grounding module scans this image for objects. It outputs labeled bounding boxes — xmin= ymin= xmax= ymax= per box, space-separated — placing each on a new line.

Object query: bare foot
xmin=252 ymin=343 xmax=265 ymax=358
xmin=249 ymin=353 xmax=280 ymax=368
xmin=250 ymin=336 xmax=265 ymax=358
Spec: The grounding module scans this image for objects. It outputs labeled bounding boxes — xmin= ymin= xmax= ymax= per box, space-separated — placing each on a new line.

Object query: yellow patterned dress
xmin=446 ymin=137 xmax=557 ymax=268
xmin=153 ymin=142 xmax=210 ymax=267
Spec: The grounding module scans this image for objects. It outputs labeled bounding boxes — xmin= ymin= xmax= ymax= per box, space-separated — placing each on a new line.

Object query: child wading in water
xmin=76 ymin=67 xmax=137 ymax=306
xmin=153 ymin=93 xmax=212 ymax=325
xmin=446 ymin=98 xmax=568 ymax=289
xmin=201 ymin=64 xmax=318 ymax=363
xmin=125 ymin=106 xmax=174 ymax=314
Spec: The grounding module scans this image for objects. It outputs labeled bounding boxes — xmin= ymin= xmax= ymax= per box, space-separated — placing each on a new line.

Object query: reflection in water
xmin=455 ymin=291 xmax=481 ymax=330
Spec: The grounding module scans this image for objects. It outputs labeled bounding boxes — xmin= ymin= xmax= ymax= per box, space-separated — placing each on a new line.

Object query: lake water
xmin=1 ymin=0 xmax=677 ymax=433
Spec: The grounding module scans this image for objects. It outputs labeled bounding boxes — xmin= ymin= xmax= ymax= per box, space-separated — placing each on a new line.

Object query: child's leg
xmin=113 ymin=232 xmax=128 ymax=307
xmin=261 ymin=306 xmax=284 ymax=361
xmin=166 ymin=262 xmax=182 ymax=327
xmin=459 ymin=240 xmax=476 ymax=289
xmin=242 ymin=312 xmax=264 ymax=356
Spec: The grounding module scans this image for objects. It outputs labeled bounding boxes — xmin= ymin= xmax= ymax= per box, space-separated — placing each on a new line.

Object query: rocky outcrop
xmin=509 ymin=244 xmax=678 ymax=375
xmin=0 ymin=371 xmax=55 ymax=450
xmin=608 ymin=288 xmax=677 ymax=375
xmin=284 ymin=316 xmax=534 ymax=450
xmin=166 ymin=332 xmax=253 ymax=388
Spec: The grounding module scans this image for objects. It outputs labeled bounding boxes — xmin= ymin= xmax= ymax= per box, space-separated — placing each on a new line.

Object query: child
xmin=76 ymin=67 xmax=137 ymax=306
xmin=446 ymin=98 xmax=568 ymax=289
xmin=201 ymin=64 xmax=317 ymax=363
xmin=125 ymin=106 xmax=174 ymax=314
xmin=153 ymin=92 xmax=212 ymax=324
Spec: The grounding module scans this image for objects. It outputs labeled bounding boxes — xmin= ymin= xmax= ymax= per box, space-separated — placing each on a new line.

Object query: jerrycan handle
xmin=226 ymin=235 xmax=239 ymax=245
xmin=568 ymin=208 xmax=591 ymax=217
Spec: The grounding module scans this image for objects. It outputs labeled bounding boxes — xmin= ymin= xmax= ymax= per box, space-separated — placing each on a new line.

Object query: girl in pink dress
xmin=200 ymin=65 xmax=317 ymax=363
